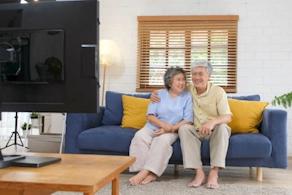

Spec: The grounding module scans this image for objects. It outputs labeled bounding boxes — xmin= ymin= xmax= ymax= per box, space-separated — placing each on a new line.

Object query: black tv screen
xmin=0 ymin=0 xmax=100 ymax=113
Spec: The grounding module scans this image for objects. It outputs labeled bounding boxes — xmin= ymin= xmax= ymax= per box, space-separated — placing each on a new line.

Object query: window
xmin=136 ymin=15 xmax=239 ymax=93
xmin=0 ymin=112 xmax=30 ymax=139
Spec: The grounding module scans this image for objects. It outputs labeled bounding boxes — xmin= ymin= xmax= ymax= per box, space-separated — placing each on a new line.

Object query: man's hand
xmin=198 ymin=120 xmax=216 ymax=135
xmin=150 ymin=90 xmax=160 ymax=103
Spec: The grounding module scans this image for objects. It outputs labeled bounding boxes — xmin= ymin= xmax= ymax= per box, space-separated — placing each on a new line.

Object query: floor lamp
xmin=99 ymin=39 xmax=121 ymax=106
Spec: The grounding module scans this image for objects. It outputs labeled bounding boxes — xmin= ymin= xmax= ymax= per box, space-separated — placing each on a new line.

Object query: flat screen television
xmin=0 ymin=0 xmax=100 ymax=113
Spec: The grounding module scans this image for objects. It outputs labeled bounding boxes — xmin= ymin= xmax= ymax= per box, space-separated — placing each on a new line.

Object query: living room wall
xmin=99 ymin=0 xmax=292 ymax=156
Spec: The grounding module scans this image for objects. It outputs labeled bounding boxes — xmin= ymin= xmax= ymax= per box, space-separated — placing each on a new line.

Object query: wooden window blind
xmin=136 ymin=15 xmax=239 ymax=93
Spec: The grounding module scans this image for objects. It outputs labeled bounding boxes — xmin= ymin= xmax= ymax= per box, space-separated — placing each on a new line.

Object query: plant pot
xmin=22 ymin=129 xmax=31 ymax=136
xmin=31 ymin=118 xmax=39 ymax=127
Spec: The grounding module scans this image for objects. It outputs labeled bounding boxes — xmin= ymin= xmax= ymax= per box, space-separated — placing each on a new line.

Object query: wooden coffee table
xmin=0 ymin=153 xmax=135 ymax=195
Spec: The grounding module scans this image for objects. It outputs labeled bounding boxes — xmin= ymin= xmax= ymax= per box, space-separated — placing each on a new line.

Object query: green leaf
xmin=271 ymin=92 xmax=292 ymax=108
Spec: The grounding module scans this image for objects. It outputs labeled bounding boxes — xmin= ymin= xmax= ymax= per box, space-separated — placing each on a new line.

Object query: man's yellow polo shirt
xmin=186 ymin=82 xmax=232 ymax=129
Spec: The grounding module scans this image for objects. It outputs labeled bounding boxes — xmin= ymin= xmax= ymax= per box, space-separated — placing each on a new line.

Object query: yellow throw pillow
xmin=121 ymin=95 xmax=150 ymax=129
xmin=228 ymin=98 xmax=269 ymax=134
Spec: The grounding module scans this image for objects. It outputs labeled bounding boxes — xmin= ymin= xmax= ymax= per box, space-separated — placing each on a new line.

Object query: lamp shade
xmin=99 ymin=39 xmax=121 ymax=66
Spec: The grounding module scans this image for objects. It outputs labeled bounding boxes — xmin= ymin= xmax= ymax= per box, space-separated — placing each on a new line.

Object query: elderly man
xmin=151 ymin=60 xmax=232 ymax=189
xmin=179 ymin=60 xmax=232 ymax=189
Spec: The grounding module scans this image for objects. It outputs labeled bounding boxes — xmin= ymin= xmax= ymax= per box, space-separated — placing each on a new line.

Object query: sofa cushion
xmin=102 ymin=91 xmax=151 ymax=125
xmin=201 ymin=133 xmax=272 ymax=159
xmin=121 ymin=95 xmax=150 ymax=129
xmin=78 ymin=125 xmax=137 ymax=153
xmin=228 ymin=98 xmax=269 ymax=133
xmin=102 ymin=93 xmax=259 ymax=126
xmin=228 ymin=94 xmax=260 ymax=101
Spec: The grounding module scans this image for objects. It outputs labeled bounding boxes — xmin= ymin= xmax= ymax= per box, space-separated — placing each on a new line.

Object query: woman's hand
xmin=155 ymin=128 xmax=167 ymax=135
xmin=150 ymin=90 xmax=160 ymax=103
xmin=154 ymin=123 xmax=174 ymax=135
xmin=162 ymin=123 xmax=173 ymax=132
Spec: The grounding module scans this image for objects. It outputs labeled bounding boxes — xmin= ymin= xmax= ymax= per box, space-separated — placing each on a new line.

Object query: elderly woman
xmin=129 ymin=66 xmax=194 ymax=186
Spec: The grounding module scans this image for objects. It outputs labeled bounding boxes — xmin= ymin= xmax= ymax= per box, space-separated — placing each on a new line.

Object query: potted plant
xmin=271 ymin=92 xmax=292 ymax=108
xmin=21 ymin=123 xmax=32 ymax=135
xmin=30 ymin=112 xmax=39 ymax=127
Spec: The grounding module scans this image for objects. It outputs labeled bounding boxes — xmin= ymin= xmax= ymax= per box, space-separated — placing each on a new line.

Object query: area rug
xmin=52 ymin=177 xmax=292 ymax=195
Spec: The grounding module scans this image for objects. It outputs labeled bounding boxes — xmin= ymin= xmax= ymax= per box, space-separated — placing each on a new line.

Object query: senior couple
xmin=129 ymin=59 xmax=232 ymax=189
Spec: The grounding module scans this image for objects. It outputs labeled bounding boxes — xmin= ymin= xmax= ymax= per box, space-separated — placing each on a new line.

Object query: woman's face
xmin=170 ymin=73 xmax=186 ymax=93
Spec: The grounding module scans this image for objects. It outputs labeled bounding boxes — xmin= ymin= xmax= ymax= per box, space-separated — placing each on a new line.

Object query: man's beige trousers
xmin=178 ymin=124 xmax=231 ymax=169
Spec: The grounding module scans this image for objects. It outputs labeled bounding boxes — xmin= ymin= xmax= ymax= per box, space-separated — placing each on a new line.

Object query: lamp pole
xmin=102 ymin=62 xmax=107 ymax=106
xmin=100 ymin=39 xmax=121 ymax=106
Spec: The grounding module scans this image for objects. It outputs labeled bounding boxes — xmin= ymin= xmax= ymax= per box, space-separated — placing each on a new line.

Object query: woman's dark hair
xmin=163 ymin=66 xmax=187 ymax=90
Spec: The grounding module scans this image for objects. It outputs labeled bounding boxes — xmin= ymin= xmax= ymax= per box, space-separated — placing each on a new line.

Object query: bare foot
xmin=188 ymin=169 xmax=206 ymax=188
xmin=140 ymin=172 xmax=157 ymax=185
xmin=129 ymin=169 xmax=150 ymax=186
xmin=206 ymin=168 xmax=219 ymax=189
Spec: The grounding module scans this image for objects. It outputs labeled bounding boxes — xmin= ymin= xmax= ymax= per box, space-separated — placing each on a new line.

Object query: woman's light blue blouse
xmin=146 ymin=89 xmax=194 ymax=131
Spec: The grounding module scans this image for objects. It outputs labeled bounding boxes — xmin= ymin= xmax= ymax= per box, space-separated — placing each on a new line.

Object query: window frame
xmin=136 ymin=15 xmax=239 ymax=93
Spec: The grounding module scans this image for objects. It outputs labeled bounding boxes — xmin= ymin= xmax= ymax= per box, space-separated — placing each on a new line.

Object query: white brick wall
xmin=100 ymin=0 xmax=292 ymax=156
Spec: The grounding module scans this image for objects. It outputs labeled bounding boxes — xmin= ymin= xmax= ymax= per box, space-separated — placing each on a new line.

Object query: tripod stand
xmin=2 ymin=112 xmax=28 ymax=150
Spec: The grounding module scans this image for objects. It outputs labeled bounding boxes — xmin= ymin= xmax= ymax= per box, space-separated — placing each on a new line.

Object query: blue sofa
xmin=65 ymin=91 xmax=288 ymax=181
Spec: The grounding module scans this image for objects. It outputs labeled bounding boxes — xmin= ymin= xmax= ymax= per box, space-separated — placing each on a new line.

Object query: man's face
xmin=191 ymin=66 xmax=210 ymax=89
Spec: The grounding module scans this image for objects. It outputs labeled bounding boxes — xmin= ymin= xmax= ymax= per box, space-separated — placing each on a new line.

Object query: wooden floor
xmin=1 ymin=142 xmax=291 ymax=191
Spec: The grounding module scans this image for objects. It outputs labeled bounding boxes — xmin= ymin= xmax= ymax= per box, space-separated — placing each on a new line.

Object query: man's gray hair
xmin=164 ymin=66 xmax=187 ymax=90
xmin=190 ymin=60 xmax=213 ymax=74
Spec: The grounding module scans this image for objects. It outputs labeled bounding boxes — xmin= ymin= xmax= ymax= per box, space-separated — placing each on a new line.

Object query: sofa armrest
xmin=64 ymin=106 xmax=105 ymax=154
xmin=260 ymin=108 xmax=287 ymax=168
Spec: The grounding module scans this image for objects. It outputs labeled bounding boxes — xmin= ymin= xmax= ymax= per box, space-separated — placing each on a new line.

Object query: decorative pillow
xmin=228 ymin=98 xmax=269 ymax=134
xmin=102 ymin=91 xmax=151 ymax=125
xmin=228 ymin=94 xmax=260 ymax=101
xmin=121 ymin=95 xmax=150 ymax=129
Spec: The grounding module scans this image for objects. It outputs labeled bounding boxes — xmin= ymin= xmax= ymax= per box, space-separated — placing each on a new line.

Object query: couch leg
xmin=256 ymin=167 xmax=262 ymax=181
xmin=174 ymin=164 xmax=179 ymax=172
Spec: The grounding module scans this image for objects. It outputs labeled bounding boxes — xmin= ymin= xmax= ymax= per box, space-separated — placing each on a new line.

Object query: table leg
xmin=112 ymin=176 xmax=120 ymax=195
